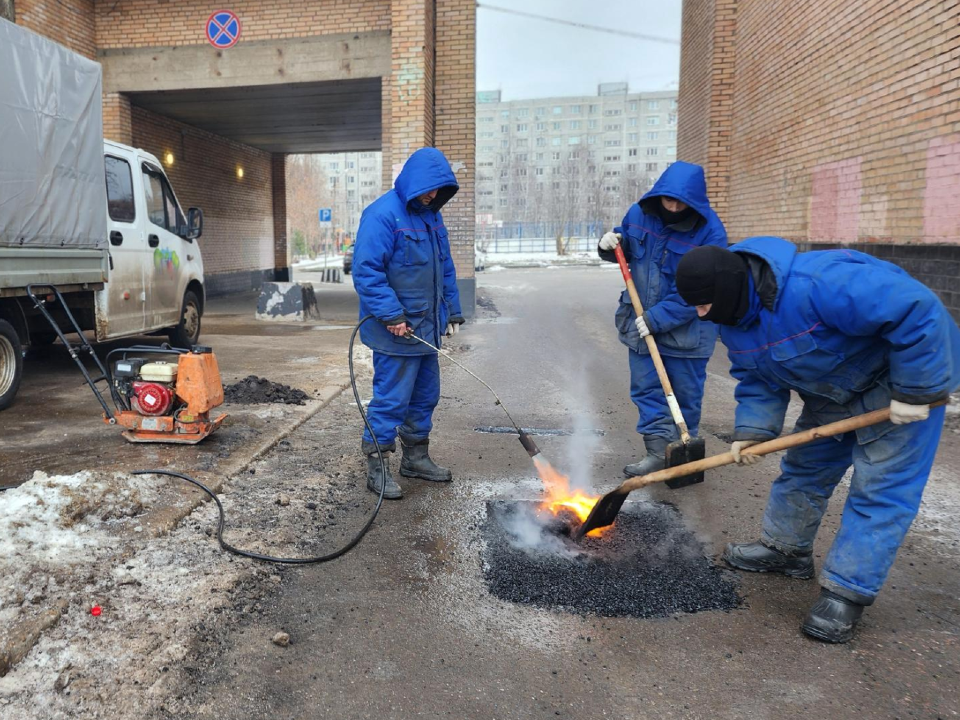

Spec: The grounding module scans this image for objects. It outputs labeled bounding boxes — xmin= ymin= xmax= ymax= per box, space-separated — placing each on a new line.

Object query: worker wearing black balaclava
xmin=596 ymin=161 xmax=728 ymax=479
xmin=675 ymin=237 xmax=960 ymax=645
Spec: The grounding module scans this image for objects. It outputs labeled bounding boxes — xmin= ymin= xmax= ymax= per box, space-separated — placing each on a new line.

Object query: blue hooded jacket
xmin=601 ymin=161 xmax=728 ymax=358
xmin=723 ymin=236 xmax=960 ymax=442
xmin=353 ymin=148 xmax=463 ymax=356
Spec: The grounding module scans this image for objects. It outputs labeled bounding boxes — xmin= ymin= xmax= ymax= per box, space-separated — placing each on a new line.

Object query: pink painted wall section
xmin=923 ymin=136 xmax=960 ymax=244
xmin=808 ymin=158 xmax=862 ymax=243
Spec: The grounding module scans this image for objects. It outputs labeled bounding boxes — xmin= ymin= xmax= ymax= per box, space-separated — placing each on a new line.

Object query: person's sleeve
xmin=809 ymin=258 xmax=956 ymax=404
xmin=441 ymin=235 xmax=464 ymax=324
xmin=645 ymin=225 xmax=728 ymax=334
xmin=730 ymin=359 xmax=792 ymax=440
xmin=352 ymin=213 xmax=406 ymax=325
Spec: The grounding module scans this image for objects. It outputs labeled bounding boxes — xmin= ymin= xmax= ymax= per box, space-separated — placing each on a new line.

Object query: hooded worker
xmin=598 ymin=161 xmax=728 ymax=477
xmin=352 ymin=147 xmax=464 ymax=500
xmin=675 ymin=237 xmax=960 ymax=643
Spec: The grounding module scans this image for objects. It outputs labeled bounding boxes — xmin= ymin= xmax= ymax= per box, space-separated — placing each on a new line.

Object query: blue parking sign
xmin=318 ymin=208 xmax=332 ymax=223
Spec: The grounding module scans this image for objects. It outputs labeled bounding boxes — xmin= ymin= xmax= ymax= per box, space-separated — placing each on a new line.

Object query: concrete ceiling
xmin=127 ymin=78 xmax=381 ymax=154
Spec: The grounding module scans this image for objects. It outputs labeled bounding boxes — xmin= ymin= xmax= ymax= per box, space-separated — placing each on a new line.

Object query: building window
xmin=587 ymin=136 xmax=596 ymax=144
xmin=552 ymin=122 xmax=561 ymax=130
xmin=671 ymin=99 xmax=678 ymax=109
xmin=501 ymin=110 xmax=510 ymax=118
xmin=628 ymin=133 xmax=638 ymax=143
xmin=501 ymin=139 xmax=510 ymax=148
xmin=645 ymin=132 xmax=658 ymax=141
xmin=627 ymin=164 xmax=637 ymax=172
xmin=499 ymin=198 xmax=508 ymax=207
xmin=501 ymin=125 xmax=509 ymax=133
xmin=568 ymin=136 xmax=581 ymax=145
xmin=535 ymin=167 xmax=544 ymax=176
xmin=536 ymin=137 xmax=546 ymax=147
xmin=553 ymin=105 xmax=563 ymax=114
xmin=517 ymin=123 xmax=528 ymax=132
xmin=668 ymin=131 xmax=677 ymax=140
xmin=536 ymin=122 xmax=546 ymax=131
xmin=552 ymin=152 xmax=561 ymax=160
xmin=552 ymin=181 xmax=561 ymax=190
xmin=630 ymin=101 xmax=638 ymax=112
xmin=551 ymin=137 xmax=562 ymax=146
xmin=517 ymin=139 xmax=529 ymax=148
xmin=536 ymin=106 xmax=546 ymax=116
xmin=536 ymin=152 xmax=544 ymax=160
xmin=517 ymin=108 xmax=529 ymax=117
xmin=667 ymin=146 xmax=677 ymax=155
xmin=571 ymin=104 xmax=581 ymax=114
xmin=588 ymin=119 xmax=598 ymax=129
xmin=628 ymin=148 xmax=638 ymax=157
xmin=629 ymin=118 xmax=638 ymax=127
xmin=668 ymin=112 xmax=677 ymax=125
xmin=570 ymin=120 xmax=581 ymax=130
xmin=517 ymin=153 xmax=528 ymax=161
xmin=646 ymin=162 xmax=658 ymax=171
xmin=518 ymin=168 xmax=528 ymax=176
xmin=604 ymin=154 xmax=621 ymax=162
xmin=647 ymin=100 xmax=660 ymax=110
xmin=500 ymin=184 xmax=508 ymax=192
xmin=647 ymin=116 xmax=660 ymax=126
xmin=105 ymin=156 xmax=135 ymax=222
xmin=604 ymin=124 xmax=621 ymax=131
xmin=588 ymin=104 xmax=599 ymax=114
xmin=604 ymin=109 xmax=622 ymax=116
xmin=604 ymin=139 xmax=621 ymax=147
xmin=646 ymin=147 xmax=659 ymax=156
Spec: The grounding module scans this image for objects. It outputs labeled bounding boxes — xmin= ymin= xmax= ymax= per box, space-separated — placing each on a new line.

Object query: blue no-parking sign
xmin=318 ymin=208 xmax=332 ymax=224
xmin=206 ymin=10 xmax=241 ymax=49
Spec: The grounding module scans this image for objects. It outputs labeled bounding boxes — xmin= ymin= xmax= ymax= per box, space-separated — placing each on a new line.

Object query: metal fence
xmin=481 ymin=237 xmax=596 ymax=254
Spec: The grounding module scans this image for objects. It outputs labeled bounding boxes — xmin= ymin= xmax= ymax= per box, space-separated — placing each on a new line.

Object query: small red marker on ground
xmin=90 ymin=605 xmax=102 ymax=617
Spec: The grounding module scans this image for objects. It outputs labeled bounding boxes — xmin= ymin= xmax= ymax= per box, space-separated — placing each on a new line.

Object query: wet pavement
xmin=163 ymin=266 xmax=960 ymax=719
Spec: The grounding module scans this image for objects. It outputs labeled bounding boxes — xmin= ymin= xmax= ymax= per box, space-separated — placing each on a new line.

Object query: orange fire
xmin=532 ymin=455 xmax=607 ymax=537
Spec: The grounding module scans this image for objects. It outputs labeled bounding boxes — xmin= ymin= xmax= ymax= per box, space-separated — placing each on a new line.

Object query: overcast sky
xmin=476 ymin=0 xmax=682 ymax=101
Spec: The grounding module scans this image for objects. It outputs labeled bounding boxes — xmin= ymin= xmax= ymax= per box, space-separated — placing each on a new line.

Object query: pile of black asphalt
xmin=223 ymin=375 xmax=310 ymax=405
xmin=482 ymin=500 xmax=740 ymax=618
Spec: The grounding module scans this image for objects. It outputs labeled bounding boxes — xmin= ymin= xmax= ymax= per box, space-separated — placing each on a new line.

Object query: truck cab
xmin=101 ymin=141 xmax=205 ymax=346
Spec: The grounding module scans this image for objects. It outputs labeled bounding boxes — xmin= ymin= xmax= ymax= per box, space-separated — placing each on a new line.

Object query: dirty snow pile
xmin=0 ymin=471 xmax=269 ymax=719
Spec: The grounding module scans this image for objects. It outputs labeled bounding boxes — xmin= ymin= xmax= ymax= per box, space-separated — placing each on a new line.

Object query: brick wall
xmin=435 ymin=0 xmax=476 ymax=285
xmin=103 ymin=93 xmax=133 ymax=146
xmin=271 ymin=154 xmax=288 ymax=279
xmin=131 ymin=107 xmax=274 ymax=292
xmin=680 ymin=0 xmax=960 ymax=246
xmin=15 ymin=0 xmax=95 ymax=58
xmin=93 ymin=0 xmax=389 ymax=49
xmin=679 ymin=0 xmax=960 ymax=315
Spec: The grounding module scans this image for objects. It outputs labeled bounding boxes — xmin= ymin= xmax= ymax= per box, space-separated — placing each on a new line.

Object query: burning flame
xmin=532 ymin=456 xmax=607 ymax=537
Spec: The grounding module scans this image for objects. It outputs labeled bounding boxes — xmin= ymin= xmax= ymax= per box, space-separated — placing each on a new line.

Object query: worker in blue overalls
xmin=352 ymin=148 xmax=464 ymax=499
xmin=598 ymin=161 xmax=728 ymax=477
xmin=675 ymin=237 xmax=960 ymax=642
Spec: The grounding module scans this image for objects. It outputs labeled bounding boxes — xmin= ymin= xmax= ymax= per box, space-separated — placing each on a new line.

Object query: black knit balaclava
xmin=675 ymin=246 xmax=751 ymax=326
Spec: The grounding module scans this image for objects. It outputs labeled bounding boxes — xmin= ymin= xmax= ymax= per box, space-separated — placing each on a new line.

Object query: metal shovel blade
xmin=664 ymin=436 xmax=707 ymax=489
xmin=572 ymin=490 xmax=628 ymax=541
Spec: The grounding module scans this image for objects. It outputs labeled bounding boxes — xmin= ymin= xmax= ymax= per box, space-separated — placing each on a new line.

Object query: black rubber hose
xmin=132 ymin=315 xmax=386 ymax=564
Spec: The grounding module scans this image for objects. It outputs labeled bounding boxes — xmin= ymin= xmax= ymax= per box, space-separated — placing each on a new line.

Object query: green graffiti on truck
xmin=154 ymin=248 xmax=180 ymax=273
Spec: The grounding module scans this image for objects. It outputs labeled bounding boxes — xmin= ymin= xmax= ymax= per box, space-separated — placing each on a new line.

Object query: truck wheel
xmin=0 ymin=319 xmax=24 ymax=411
xmin=168 ymin=290 xmax=201 ymax=348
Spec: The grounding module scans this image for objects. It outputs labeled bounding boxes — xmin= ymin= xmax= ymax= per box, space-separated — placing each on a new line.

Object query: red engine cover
xmin=132 ymin=381 xmax=174 ymax=416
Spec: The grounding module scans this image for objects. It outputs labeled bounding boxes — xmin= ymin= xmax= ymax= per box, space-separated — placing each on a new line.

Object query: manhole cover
xmin=481 ymin=500 xmax=740 ymax=618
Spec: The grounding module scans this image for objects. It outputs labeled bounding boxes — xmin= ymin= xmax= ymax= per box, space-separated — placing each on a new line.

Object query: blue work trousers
xmin=362 ymin=351 xmax=441 ymax=447
xmin=628 ymin=349 xmax=708 ymax=441
xmin=761 ymin=403 xmax=946 ymax=604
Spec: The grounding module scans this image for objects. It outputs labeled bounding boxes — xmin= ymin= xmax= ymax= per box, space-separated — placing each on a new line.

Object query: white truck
xmin=0 ymin=19 xmax=206 ymax=410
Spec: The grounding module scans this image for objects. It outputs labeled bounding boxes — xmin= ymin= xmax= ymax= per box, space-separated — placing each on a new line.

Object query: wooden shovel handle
xmin=613 ymin=240 xmax=691 ymax=442
xmin=613 ymin=400 xmax=948 ymax=494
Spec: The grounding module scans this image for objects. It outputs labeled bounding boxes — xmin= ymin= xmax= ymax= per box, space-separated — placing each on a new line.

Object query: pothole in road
xmin=481 ymin=500 xmax=740 ymax=618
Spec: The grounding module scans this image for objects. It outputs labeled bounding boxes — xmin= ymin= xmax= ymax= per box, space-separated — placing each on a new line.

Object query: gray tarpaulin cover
xmin=0 ymin=19 xmax=106 ymax=249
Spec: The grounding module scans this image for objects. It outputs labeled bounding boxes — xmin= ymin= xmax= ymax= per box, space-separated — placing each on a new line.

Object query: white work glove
xmin=445 ymin=322 xmax=460 ymax=337
xmin=635 ymin=314 xmax=651 ymax=338
xmin=731 ymin=440 xmax=762 ymax=465
xmin=889 ymin=399 xmax=929 ymax=425
xmin=599 ymin=232 xmax=620 ymax=251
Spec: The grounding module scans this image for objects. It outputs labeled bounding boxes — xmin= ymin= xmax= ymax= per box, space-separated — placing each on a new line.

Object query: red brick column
xmin=271 ymin=153 xmax=289 ymax=281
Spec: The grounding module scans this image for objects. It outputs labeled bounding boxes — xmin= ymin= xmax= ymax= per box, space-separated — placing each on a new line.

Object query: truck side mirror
xmin=185 ymin=207 xmax=203 ymax=241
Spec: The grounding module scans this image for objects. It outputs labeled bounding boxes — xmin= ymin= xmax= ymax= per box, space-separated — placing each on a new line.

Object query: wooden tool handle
xmin=614 ymin=400 xmax=948 ymax=494
xmin=613 ymin=241 xmax=691 ymax=442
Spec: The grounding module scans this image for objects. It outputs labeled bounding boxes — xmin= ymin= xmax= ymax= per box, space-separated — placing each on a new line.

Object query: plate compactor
xmin=28 ymin=285 xmax=226 ymax=444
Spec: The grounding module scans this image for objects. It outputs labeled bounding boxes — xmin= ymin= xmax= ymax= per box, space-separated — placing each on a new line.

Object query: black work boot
xmin=362 ymin=441 xmax=402 ymax=500
xmin=624 ymin=436 xmax=668 ymax=478
xmin=399 ymin=435 xmax=452 ymax=482
xmin=723 ymin=540 xmax=815 ymax=579
xmin=802 ymin=589 xmax=865 ymax=643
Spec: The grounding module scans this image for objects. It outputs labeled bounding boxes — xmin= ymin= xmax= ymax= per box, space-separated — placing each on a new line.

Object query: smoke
xmin=490 ymin=502 xmax=582 ymax=559
xmin=558 ymin=341 xmax=604 ymax=493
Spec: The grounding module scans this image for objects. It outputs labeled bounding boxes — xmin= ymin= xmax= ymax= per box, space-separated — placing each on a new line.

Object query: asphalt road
xmin=173 ymin=265 xmax=960 ymax=720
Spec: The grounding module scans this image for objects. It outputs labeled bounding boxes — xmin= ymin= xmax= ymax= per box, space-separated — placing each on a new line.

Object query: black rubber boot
xmin=399 ymin=436 xmax=452 ymax=482
xmin=802 ymin=589 xmax=865 ymax=643
xmin=624 ymin=436 xmax=668 ymax=478
xmin=364 ymin=450 xmax=402 ymax=500
xmin=723 ymin=540 xmax=815 ymax=579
